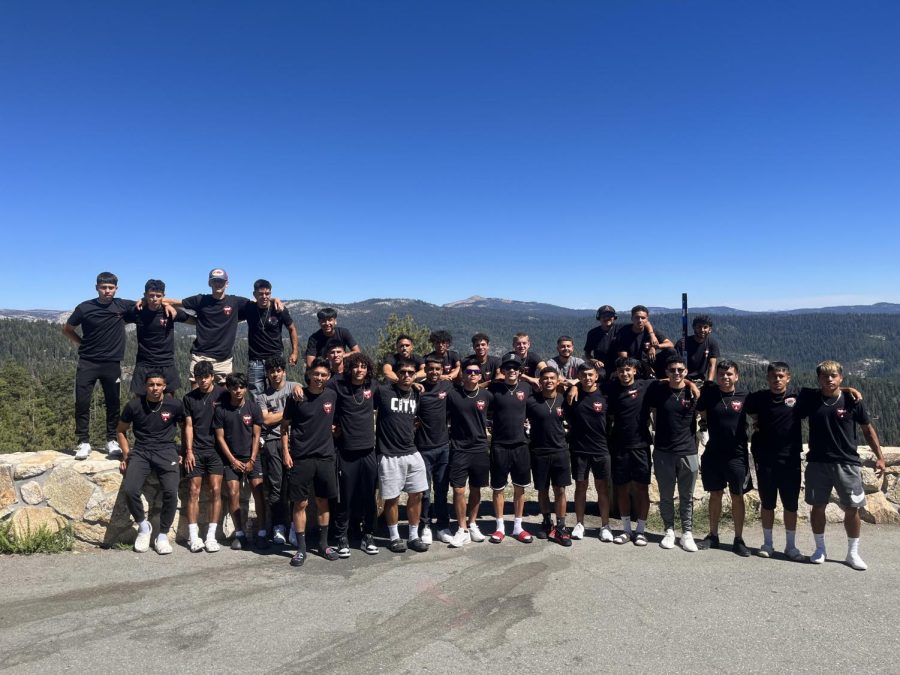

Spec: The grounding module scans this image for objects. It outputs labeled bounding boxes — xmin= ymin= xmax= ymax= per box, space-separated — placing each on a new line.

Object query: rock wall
xmin=1 ymin=447 xmax=898 ymax=548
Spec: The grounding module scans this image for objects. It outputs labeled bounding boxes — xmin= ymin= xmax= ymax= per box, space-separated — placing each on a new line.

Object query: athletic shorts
xmin=189 ymin=354 xmax=233 ymax=384
xmin=755 ymin=462 xmax=801 ymax=512
xmin=379 ymin=452 xmax=429 ymax=500
xmin=223 ymin=456 xmax=264 ymax=482
xmin=805 ymin=461 xmax=865 ymax=509
xmin=183 ymin=449 xmax=224 ymax=478
xmin=571 ymin=453 xmax=611 ymax=482
xmin=611 ymin=445 xmax=652 ymax=486
xmin=131 ymin=363 xmax=181 ymax=395
xmin=531 ymin=450 xmax=572 ymax=491
xmin=288 ymin=456 xmax=338 ymax=502
xmin=490 ymin=442 xmax=531 ymax=489
xmin=449 ymin=449 xmax=490 ymax=489
xmin=701 ymin=452 xmax=753 ymax=495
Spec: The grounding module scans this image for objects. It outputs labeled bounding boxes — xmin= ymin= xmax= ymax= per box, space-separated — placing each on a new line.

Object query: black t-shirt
xmin=416 ymin=380 xmax=452 ymax=450
xmin=183 ymin=385 xmax=227 ymax=453
xmin=605 ymin=379 xmax=653 ymax=449
xmin=125 ymin=305 xmax=190 ymax=366
xmin=506 ymin=350 xmax=543 ymax=378
xmin=583 ymin=325 xmax=620 ymax=372
xmin=697 ymin=386 xmax=748 ymax=458
xmin=213 ymin=399 xmax=263 ymax=459
xmin=67 ymin=298 xmax=136 ymax=362
xmin=305 ymin=326 xmax=357 ymax=358
xmin=120 ymin=397 xmax=184 ymax=453
xmin=646 ymin=381 xmax=697 ymax=456
xmin=565 ymin=388 xmax=610 ymax=456
xmin=796 ymin=388 xmax=870 ymax=465
xmin=488 ymin=381 xmax=529 ymax=445
xmin=614 ymin=327 xmax=668 ymax=362
xmin=686 ymin=336 xmax=720 ymax=381
xmin=282 ymin=389 xmax=337 ymax=459
xmin=242 ymin=302 xmax=294 ymax=361
xmin=464 ymin=354 xmax=501 ymax=384
xmin=182 ymin=294 xmax=250 ymax=359
xmin=526 ymin=393 xmax=568 ymax=455
xmin=372 ymin=383 xmax=418 ymax=457
xmin=326 ymin=377 xmax=376 ymax=451
xmin=447 ymin=386 xmax=493 ymax=453
xmin=425 ymin=349 xmax=461 ymax=377
xmin=744 ymin=388 xmax=802 ymax=465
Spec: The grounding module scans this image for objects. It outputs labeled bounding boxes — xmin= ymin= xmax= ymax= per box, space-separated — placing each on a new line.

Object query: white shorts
xmin=379 ymin=452 xmax=428 ymax=500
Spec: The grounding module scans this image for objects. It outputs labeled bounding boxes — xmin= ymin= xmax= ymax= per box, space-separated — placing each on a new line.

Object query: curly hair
xmin=343 ymin=351 xmax=375 ymax=385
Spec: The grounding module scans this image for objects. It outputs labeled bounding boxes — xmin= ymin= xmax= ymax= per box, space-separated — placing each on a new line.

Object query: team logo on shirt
xmin=836 ymin=408 xmax=847 ymax=419
xmin=241 ymin=414 xmax=252 ymax=425
xmin=785 ymin=397 xmax=796 ymax=408
xmin=437 ymin=391 xmax=447 ymax=400
xmin=516 ymin=391 xmax=525 ymax=401
xmin=323 ymin=402 xmax=334 ymax=414
xmin=268 ymin=316 xmax=279 ymax=326
xmin=159 ymin=317 xmax=167 ymax=327
xmin=628 ymin=389 xmax=638 ymax=399
xmin=160 ymin=411 xmax=172 ymax=422
xmin=555 ymin=407 xmax=563 ymax=417
xmin=223 ymin=305 xmax=233 ymax=316
xmin=729 ymin=400 xmax=743 ymax=412
xmin=592 ymin=402 xmax=604 ymax=413
xmin=364 ymin=389 xmax=373 ymax=400
xmin=476 ymin=400 xmax=486 ymax=411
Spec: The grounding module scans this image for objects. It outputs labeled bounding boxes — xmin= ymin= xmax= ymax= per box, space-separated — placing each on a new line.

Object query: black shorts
xmin=449 ymin=449 xmax=490 ymax=489
xmin=288 ymin=456 xmax=338 ymax=502
xmin=756 ymin=462 xmax=801 ymax=512
xmin=531 ymin=450 xmax=572 ymax=491
xmin=611 ymin=445 xmax=652 ymax=486
xmin=183 ymin=449 xmax=224 ymax=478
xmin=701 ymin=452 xmax=753 ymax=495
xmin=572 ymin=453 xmax=611 ymax=482
xmin=131 ymin=363 xmax=181 ymax=395
xmin=223 ymin=456 xmax=264 ymax=482
xmin=490 ymin=442 xmax=531 ymax=489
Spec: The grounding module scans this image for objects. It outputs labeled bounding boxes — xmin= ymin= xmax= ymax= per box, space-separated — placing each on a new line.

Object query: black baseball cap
xmin=500 ymin=352 xmax=522 ymax=369
xmin=596 ymin=304 xmax=617 ymax=319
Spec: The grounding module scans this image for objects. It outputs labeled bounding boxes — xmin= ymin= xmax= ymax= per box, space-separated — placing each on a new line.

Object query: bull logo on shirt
xmin=241 ymin=414 xmax=252 ymax=425
xmin=160 ymin=411 xmax=172 ymax=422
xmin=159 ymin=317 xmax=167 ymax=327
xmin=223 ymin=306 xmax=233 ymax=316
xmin=555 ymin=407 xmax=563 ymax=417
xmin=438 ymin=391 xmax=447 ymax=400
xmin=785 ymin=397 xmax=796 ymax=408
xmin=628 ymin=389 xmax=638 ymax=399
xmin=593 ymin=402 xmax=604 ymax=413
xmin=364 ymin=389 xmax=373 ymax=400
xmin=476 ymin=400 xmax=486 ymax=411
xmin=836 ymin=408 xmax=847 ymax=419
xmin=516 ymin=391 xmax=525 ymax=401
xmin=323 ymin=402 xmax=334 ymax=414
xmin=729 ymin=400 xmax=743 ymax=412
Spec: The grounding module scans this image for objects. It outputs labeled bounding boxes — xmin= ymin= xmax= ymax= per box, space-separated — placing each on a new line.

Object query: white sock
xmin=847 ymin=537 xmax=860 ymax=556
xmin=622 ymin=516 xmax=632 ymax=534
xmin=785 ymin=529 xmax=796 ymax=549
xmin=188 ymin=524 xmax=199 ymax=540
xmin=512 ymin=517 xmax=523 ymax=535
xmin=257 ymin=529 xmax=266 ymax=538
xmin=496 ymin=518 xmax=505 ymax=533
xmin=408 ymin=523 xmax=419 ymax=541
xmin=156 ymin=533 xmax=168 ymax=543
xmin=138 ymin=520 xmax=151 ymax=534
xmin=763 ymin=528 xmax=773 ymax=547
xmin=637 ymin=519 xmax=646 ymax=534
xmin=388 ymin=524 xmax=399 ymax=540
xmin=207 ymin=523 xmax=218 ymax=540
xmin=814 ymin=532 xmax=826 ymax=551
xmin=234 ymin=530 xmax=244 ymax=538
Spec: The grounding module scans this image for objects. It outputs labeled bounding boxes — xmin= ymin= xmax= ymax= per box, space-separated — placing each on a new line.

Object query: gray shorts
xmin=804 ymin=462 xmax=865 ymax=508
xmin=379 ymin=452 xmax=428 ymax=500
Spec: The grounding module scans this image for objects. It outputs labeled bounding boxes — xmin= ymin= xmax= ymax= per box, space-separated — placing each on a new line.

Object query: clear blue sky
xmin=2 ymin=1 xmax=898 ymax=312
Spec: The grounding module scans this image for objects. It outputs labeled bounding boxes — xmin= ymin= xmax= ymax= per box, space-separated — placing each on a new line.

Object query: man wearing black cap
xmin=583 ymin=305 xmax=620 ymax=377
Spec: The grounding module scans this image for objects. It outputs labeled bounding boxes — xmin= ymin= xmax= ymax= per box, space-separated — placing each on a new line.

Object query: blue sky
xmin=2 ymin=1 xmax=898 ymax=312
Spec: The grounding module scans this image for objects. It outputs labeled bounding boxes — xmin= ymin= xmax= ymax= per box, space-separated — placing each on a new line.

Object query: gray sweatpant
xmin=653 ymin=451 xmax=700 ymax=532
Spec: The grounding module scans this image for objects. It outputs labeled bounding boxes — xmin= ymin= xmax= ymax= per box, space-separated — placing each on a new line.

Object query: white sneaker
xmin=846 ymin=552 xmax=868 ymax=571
xmin=810 ymin=547 xmax=826 ymax=564
xmin=420 ymin=525 xmax=433 ymax=546
xmin=189 ymin=538 xmax=205 ymax=553
xmin=134 ymin=523 xmax=152 ymax=552
xmin=204 ymin=538 xmax=221 ymax=553
xmin=105 ymin=440 xmax=123 ymax=458
xmin=784 ymin=546 xmax=804 ymax=562
xmin=756 ymin=543 xmax=775 ymax=558
xmin=681 ymin=531 xmax=698 ymax=552
xmin=288 ymin=524 xmax=298 ymax=546
xmin=438 ymin=528 xmax=453 ymax=544
xmin=571 ymin=523 xmax=585 ymax=540
xmin=155 ymin=535 xmax=173 ymax=555
xmin=74 ymin=442 xmax=91 ymax=460
xmin=468 ymin=523 xmax=485 ymax=542
xmin=448 ymin=529 xmax=470 ymax=548
xmin=660 ymin=528 xmax=676 ymax=549
xmin=599 ymin=526 xmax=613 ymax=543
xmin=273 ymin=525 xmax=287 ymax=545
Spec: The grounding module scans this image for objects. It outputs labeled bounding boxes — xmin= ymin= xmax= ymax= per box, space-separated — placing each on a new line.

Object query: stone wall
xmin=1 ymin=447 xmax=898 ymax=548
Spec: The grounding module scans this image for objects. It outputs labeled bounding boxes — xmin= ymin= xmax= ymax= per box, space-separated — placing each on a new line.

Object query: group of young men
xmin=65 ymin=272 xmax=888 ymax=570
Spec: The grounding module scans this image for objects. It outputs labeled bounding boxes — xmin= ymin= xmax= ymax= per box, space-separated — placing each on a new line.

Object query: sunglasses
xmin=667 ymin=367 xmax=686 ymax=374
xmin=464 ymin=368 xmax=482 ymax=375
xmin=398 ymin=370 xmax=417 ymax=376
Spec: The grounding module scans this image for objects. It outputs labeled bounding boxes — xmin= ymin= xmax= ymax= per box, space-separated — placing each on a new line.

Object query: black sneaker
xmin=231 ymin=534 xmax=250 ymax=551
xmin=535 ymin=519 xmax=552 ymax=540
xmin=321 ymin=546 xmax=339 ymax=561
xmin=698 ymin=533 xmax=719 ymax=550
xmin=551 ymin=525 xmax=573 ymax=548
xmin=290 ymin=550 xmax=306 ymax=567
xmin=408 ymin=537 xmax=429 ymax=553
xmin=361 ymin=534 xmax=379 ymax=555
xmin=337 ymin=536 xmax=351 ymax=558
xmin=733 ymin=537 xmax=751 ymax=557
xmin=254 ymin=534 xmax=271 ymax=550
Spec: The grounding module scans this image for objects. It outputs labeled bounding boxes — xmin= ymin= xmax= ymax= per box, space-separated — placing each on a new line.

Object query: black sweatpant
xmin=333 ymin=448 xmax=378 ymax=538
xmin=74 ymin=359 xmax=121 ymax=443
xmin=123 ymin=447 xmax=181 ymax=533
xmin=262 ymin=438 xmax=289 ymax=530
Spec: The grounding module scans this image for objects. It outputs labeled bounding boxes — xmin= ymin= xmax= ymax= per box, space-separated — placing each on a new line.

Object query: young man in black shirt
xmin=583 ymin=305 xmax=619 ymax=376
xmin=487 ymin=355 xmax=533 ymax=543
xmin=607 ymin=358 xmax=654 ymax=545
xmin=445 ymin=359 xmax=493 ymax=548
xmin=281 ymin=358 xmax=340 ymax=566
xmin=526 ymin=368 xmax=573 ymax=546
xmin=464 ymin=333 xmax=501 ymax=387
xmin=615 ymin=305 xmax=675 ymax=379
xmin=182 ymin=361 xmax=227 ymax=552
xmin=425 ymin=330 xmax=461 ymax=381
xmin=213 ymin=372 xmax=265 ymax=550
xmin=304 ymin=307 xmax=360 ymax=367
xmin=63 ymin=271 xmax=137 ymax=460
xmin=647 ymin=355 xmax=701 ymax=552
xmin=383 ymin=334 xmax=426 ymax=382
xmin=565 ymin=362 xmax=613 ymax=542
xmin=117 ymin=371 xmax=184 ymax=555
xmin=374 ymin=357 xmax=429 ymax=553
xmin=797 ymin=360 xmax=886 ymax=571
xmin=508 ymin=333 xmax=545 ymax=389
xmin=243 ymin=279 xmax=299 ymax=397
xmin=696 ymin=360 xmax=752 ymax=556
xmin=328 ymin=352 xmax=380 ymax=556
xmin=678 ymin=314 xmax=720 ymax=385
xmin=416 ymin=355 xmax=454 ymax=546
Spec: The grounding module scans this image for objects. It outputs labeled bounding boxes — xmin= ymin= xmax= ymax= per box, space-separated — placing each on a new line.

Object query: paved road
xmin=1 ymin=521 xmax=899 ymax=674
